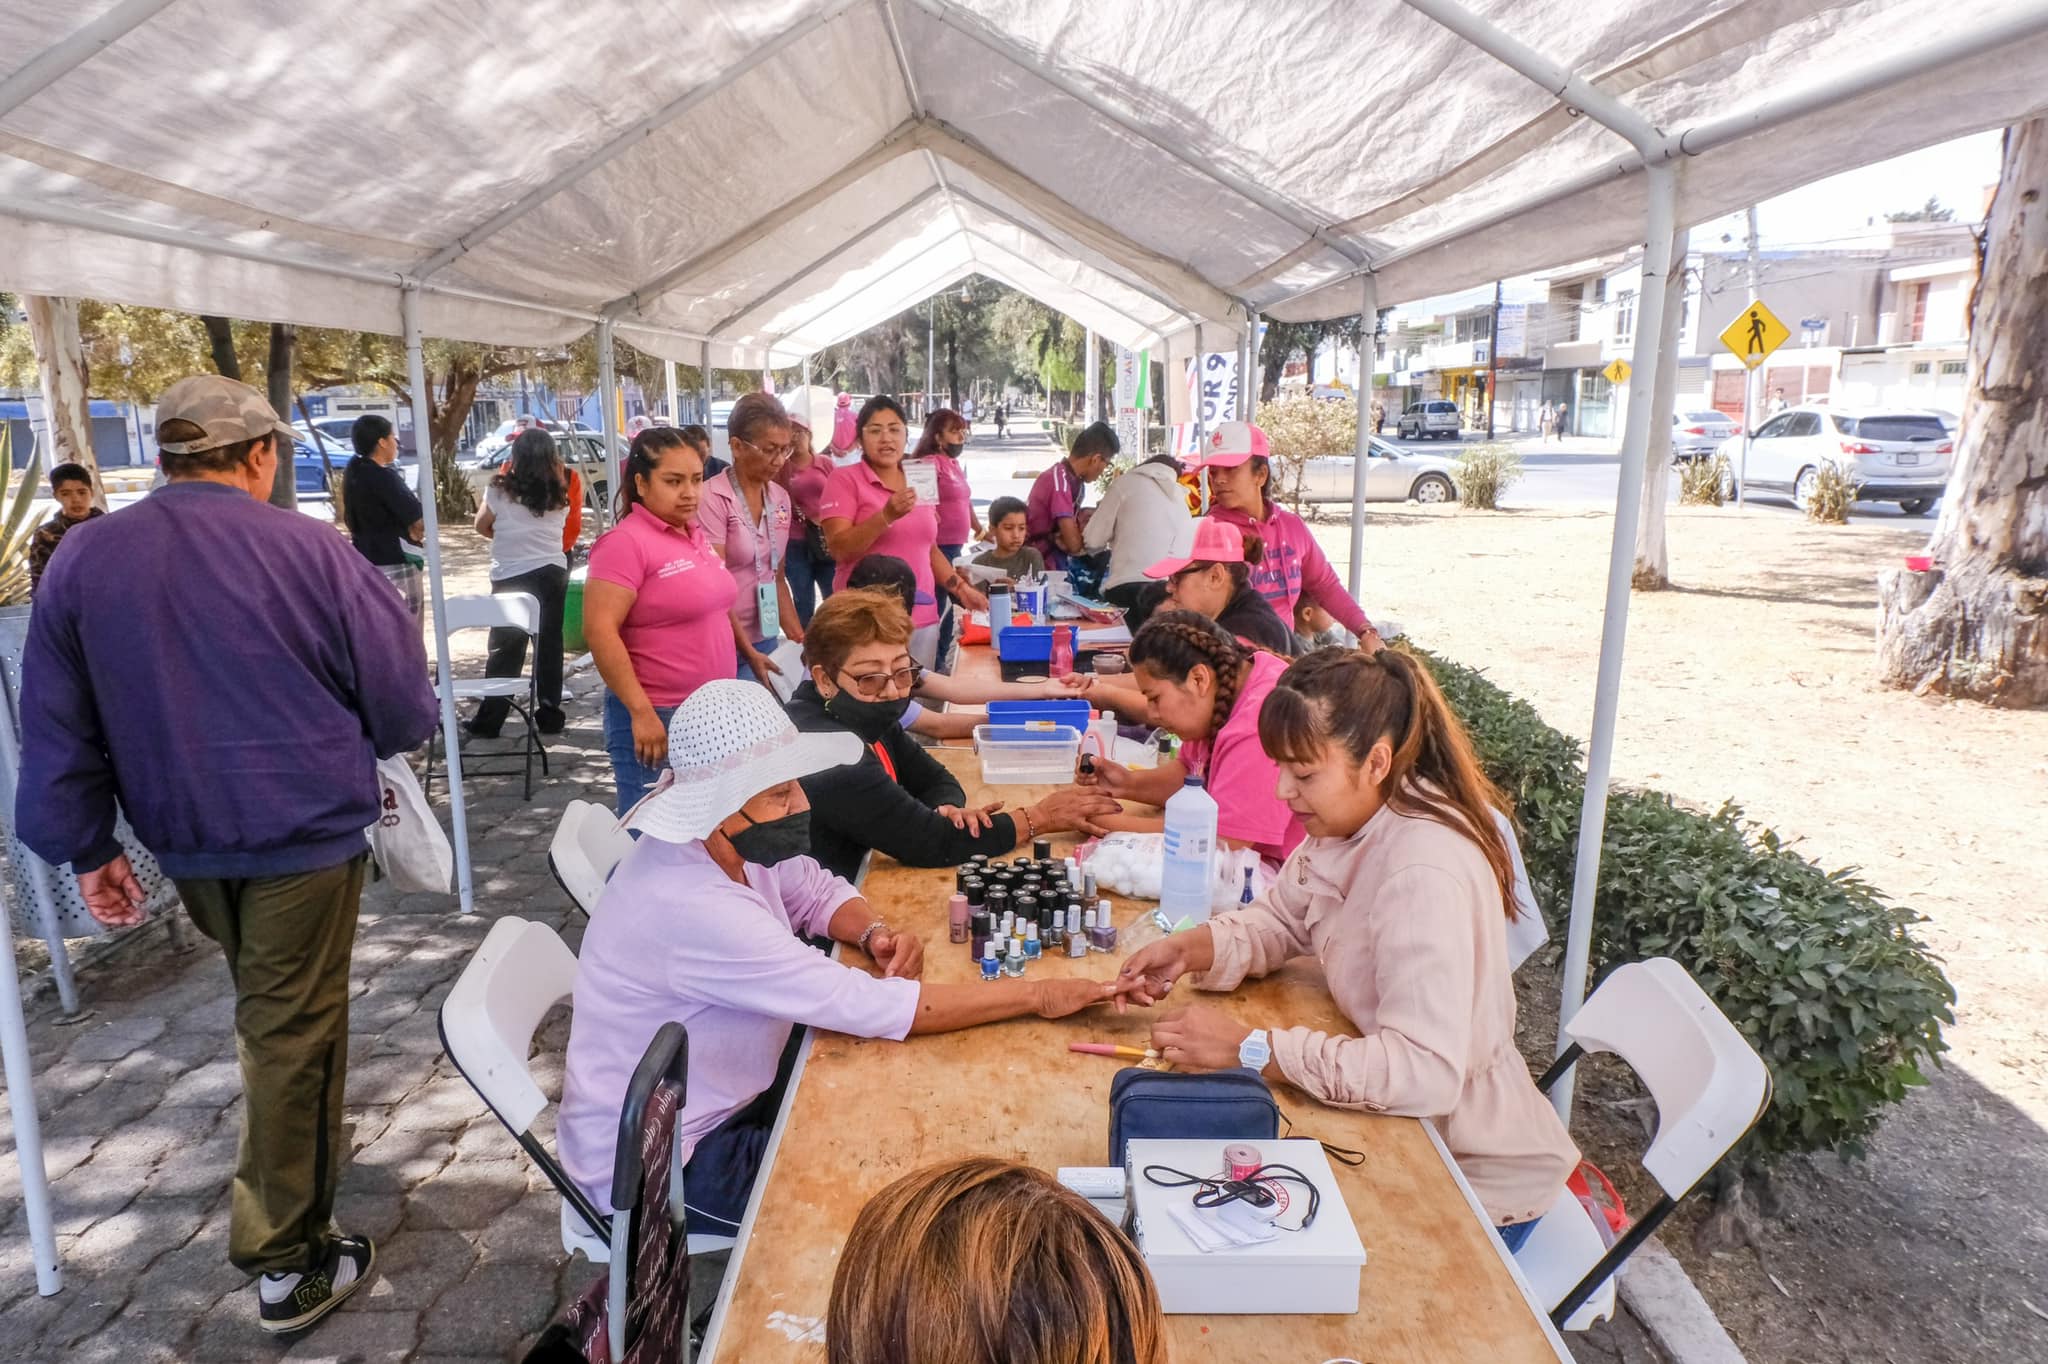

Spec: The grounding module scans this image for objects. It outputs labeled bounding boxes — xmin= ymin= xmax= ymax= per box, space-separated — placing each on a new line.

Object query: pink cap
xmin=1188 ymin=420 xmax=1271 ymax=469
xmin=1144 ymin=516 xmax=1247 ymax=579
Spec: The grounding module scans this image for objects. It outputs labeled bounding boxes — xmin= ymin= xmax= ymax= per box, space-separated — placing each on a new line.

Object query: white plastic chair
xmin=426 ymin=591 xmax=550 ymax=799
xmin=1518 ymin=957 xmax=1772 ymax=1330
xmin=549 ymin=799 xmax=634 ymax=916
xmin=438 ymin=915 xmax=737 ymax=1266
xmin=1496 ymin=811 xmax=1549 ymax=971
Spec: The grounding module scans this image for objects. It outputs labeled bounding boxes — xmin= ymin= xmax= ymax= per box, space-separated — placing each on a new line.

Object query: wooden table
xmin=699 ymin=742 xmax=1570 ymax=1362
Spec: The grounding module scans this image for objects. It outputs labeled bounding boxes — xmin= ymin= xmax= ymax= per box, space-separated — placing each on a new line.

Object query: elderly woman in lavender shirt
xmin=557 ymin=680 xmax=1133 ymax=1234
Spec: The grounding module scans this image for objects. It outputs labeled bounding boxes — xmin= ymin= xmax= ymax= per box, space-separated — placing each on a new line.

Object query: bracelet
xmin=856 ymin=920 xmax=889 ymax=954
xmin=1020 ymin=805 xmax=1039 ymax=840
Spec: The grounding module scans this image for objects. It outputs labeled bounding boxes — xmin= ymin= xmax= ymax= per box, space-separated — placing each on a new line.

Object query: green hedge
xmin=1419 ymin=648 xmax=1955 ymax=1165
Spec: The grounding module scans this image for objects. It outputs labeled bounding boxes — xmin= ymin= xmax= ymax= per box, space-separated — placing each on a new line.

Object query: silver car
xmin=1397 ymin=400 xmax=1462 ymax=440
xmin=1671 ymin=409 xmax=1738 ymax=462
xmin=1298 ymin=436 xmax=1460 ymax=504
xmin=1721 ymin=405 xmax=1951 ymax=515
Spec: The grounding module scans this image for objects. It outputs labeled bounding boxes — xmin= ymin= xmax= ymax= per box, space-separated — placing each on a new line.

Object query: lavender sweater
xmin=16 ymin=481 xmax=438 ymax=879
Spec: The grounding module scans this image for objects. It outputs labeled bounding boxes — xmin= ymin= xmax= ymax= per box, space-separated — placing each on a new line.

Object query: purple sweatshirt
xmin=16 ymin=482 xmax=439 ymax=879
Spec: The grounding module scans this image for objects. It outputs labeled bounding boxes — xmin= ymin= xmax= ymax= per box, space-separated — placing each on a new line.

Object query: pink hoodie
xmin=1210 ymin=500 xmax=1370 ymax=635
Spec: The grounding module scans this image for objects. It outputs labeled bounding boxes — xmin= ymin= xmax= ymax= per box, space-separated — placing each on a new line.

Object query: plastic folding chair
xmin=1518 ymin=957 xmax=1772 ymax=1329
xmin=425 ymin=592 xmax=551 ymax=800
xmin=549 ymin=799 xmax=634 ymax=916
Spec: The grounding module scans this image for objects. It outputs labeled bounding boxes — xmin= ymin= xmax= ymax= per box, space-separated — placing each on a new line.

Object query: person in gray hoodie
xmin=1083 ymin=451 xmax=1193 ymax=628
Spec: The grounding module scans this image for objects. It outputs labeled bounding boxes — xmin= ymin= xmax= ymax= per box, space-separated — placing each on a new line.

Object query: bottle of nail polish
xmin=1024 ymin=921 xmax=1042 ymax=959
xmin=1091 ymin=899 xmax=1118 ymax=952
xmin=949 ymin=893 xmax=970 ymax=945
xmin=1033 ymin=837 xmax=1052 ymax=862
xmin=1065 ymin=857 xmax=1082 ymax=893
xmin=1045 ymin=907 xmax=1064 ymax=950
xmin=1067 ymin=905 xmax=1088 ymax=958
xmin=981 ymin=940 xmax=1000 ymax=981
xmin=969 ymin=910 xmax=992 ymax=960
xmin=1004 ymin=941 xmax=1026 ymax=977
xmin=1079 ymin=907 xmax=1095 ymax=949
xmin=1082 ymin=868 xmax=1098 ymax=901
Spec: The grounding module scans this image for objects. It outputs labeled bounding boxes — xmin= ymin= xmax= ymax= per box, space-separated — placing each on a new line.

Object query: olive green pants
xmin=176 ymin=855 xmax=365 ymax=1277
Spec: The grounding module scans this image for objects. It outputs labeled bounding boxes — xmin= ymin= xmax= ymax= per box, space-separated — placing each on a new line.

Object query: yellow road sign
xmin=1720 ymin=298 xmax=1789 ymax=370
xmin=1602 ymin=358 xmax=1632 ymax=385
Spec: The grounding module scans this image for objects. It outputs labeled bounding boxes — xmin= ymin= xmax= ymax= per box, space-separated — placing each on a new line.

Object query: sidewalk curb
xmin=1618 ymin=1237 xmax=1747 ymax=1364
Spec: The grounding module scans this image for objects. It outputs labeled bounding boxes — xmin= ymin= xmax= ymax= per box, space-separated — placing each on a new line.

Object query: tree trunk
xmin=22 ymin=295 xmax=106 ymax=508
xmin=264 ymin=322 xmax=296 ymax=508
xmin=1876 ymin=118 xmax=2048 ymax=706
xmin=1633 ymin=225 xmax=1690 ymax=590
xmin=426 ymin=364 xmax=483 ymax=519
xmin=199 ymin=315 xmax=241 ymax=380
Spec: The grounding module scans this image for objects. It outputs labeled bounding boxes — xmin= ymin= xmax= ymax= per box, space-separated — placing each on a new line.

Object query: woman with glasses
xmin=1144 ymin=516 xmax=1296 ymax=654
xmin=700 ymin=392 xmax=804 ymax=687
xmin=784 ymin=588 xmax=1120 ymax=883
xmin=818 ymin=395 xmax=987 ymax=671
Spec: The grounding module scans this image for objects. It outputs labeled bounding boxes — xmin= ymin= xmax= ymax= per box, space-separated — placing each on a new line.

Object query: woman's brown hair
xmin=1194 ymin=531 xmax=1264 ymax=594
xmin=803 ymin=588 xmax=913 ymax=677
xmin=1129 ymin=609 xmax=1254 ymax=742
xmin=727 ymin=391 xmax=790 ymax=449
xmin=912 ymin=406 xmax=967 ymax=456
xmin=616 ymin=425 xmax=695 ymax=519
xmin=828 ymin=1158 xmax=1166 ymax=1364
xmin=1258 ymin=645 xmax=1520 ymax=919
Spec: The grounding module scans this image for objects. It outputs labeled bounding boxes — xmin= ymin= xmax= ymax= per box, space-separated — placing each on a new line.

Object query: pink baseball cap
xmin=1189 ymin=420 xmax=1271 ymax=469
xmin=1145 ymin=517 xmax=1248 ymax=579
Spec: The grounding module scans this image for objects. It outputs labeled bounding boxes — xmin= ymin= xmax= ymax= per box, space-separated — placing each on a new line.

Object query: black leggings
xmin=473 ymin=562 xmax=567 ymax=729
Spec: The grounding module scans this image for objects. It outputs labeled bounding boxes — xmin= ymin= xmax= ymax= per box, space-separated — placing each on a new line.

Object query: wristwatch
xmin=1238 ymin=1028 xmax=1272 ymax=1072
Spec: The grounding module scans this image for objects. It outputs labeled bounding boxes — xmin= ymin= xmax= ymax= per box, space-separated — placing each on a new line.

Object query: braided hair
xmin=1129 ymin=609 xmax=1254 ymax=742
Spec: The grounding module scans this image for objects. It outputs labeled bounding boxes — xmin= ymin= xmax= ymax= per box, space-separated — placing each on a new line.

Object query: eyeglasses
xmin=836 ymin=662 xmax=923 ymax=699
xmin=735 ymin=436 xmax=794 ymax=461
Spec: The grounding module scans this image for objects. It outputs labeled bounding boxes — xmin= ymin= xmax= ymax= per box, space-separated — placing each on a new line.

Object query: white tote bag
xmin=366 ymin=754 xmax=453 ymax=893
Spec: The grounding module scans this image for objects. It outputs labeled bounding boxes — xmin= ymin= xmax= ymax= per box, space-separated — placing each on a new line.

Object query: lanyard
xmin=738 ymin=484 xmax=779 ymax=576
xmin=871 ymin=741 xmax=897 ymax=783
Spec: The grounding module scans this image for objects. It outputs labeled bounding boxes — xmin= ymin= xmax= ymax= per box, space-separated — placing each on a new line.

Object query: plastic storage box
xmin=973 ymin=723 xmax=1082 ymax=784
xmin=985 ymin=698 xmax=1092 ymax=729
xmin=996 ymin=624 xmax=1055 ymax=663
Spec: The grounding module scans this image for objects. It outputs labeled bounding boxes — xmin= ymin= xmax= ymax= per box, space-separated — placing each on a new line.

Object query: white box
xmin=1125 ymin=1138 xmax=1367 ymax=1315
xmin=973 ymin=723 xmax=1081 ymax=784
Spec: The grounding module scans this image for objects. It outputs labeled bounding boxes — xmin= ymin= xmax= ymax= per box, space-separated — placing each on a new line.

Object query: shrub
xmin=1257 ymin=394 xmax=1357 ymax=512
xmin=1412 ymin=647 xmax=1955 ymax=1168
xmin=1803 ymin=459 xmax=1858 ymax=524
xmin=1453 ymin=443 xmax=1523 ymax=509
xmin=1678 ymin=454 xmax=1731 ymax=507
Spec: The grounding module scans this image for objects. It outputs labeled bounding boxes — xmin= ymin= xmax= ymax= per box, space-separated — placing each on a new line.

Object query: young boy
xmin=972 ymin=496 xmax=1045 ymax=580
xmin=29 ymin=463 xmax=105 ymax=592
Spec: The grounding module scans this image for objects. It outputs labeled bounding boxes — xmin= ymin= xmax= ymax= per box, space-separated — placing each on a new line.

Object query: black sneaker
xmin=257 ymin=1232 xmax=375 ymax=1335
xmin=536 ymin=705 xmax=567 ymax=735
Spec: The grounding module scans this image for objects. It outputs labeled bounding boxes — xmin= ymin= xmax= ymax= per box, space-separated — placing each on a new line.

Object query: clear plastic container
xmin=974 ymin=723 xmax=1083 ymax=784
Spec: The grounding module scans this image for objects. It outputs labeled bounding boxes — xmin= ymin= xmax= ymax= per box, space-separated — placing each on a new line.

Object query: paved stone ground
xmin=0 ymin=647 xmax=1670 ymax=1364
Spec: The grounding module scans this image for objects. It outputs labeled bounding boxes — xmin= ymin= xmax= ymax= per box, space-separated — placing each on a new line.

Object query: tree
xmin=18 ymin=296 xmax=104 ymax=508
xmin=1885 ymin=195 xmax=1956 ymax=223
xmin=1876 ymin=118 xmax=2048 ymax=705
xmin=1632 ymin=227 xmax=1691 ymax=590
xmin=1257 ymin=318 xmax=1363 ymax=402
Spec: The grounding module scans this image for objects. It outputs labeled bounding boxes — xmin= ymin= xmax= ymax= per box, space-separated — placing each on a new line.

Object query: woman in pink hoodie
xmin=1117 ymin=645 xmax=1575 ymax=1248
xmin=1192 ymin=421 xmax=1381 ymax=649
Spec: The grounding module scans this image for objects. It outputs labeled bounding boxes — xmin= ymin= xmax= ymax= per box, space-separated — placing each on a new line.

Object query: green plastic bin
xmin=563 ymin=565 xmax=589 ymax=654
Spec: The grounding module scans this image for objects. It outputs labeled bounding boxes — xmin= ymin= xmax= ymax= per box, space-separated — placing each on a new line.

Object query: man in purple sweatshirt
xmin=16 ymin=374 xmax=438 ymax=1337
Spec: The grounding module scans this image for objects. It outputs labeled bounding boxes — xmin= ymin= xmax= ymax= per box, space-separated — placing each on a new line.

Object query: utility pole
xmin=926 ymin=298 xmax=936 ymax=418
xmin=1485 ymin=279 xmax=1502 ymax=439
xmin=1739 ymin=206 xmax=1760 ymax=508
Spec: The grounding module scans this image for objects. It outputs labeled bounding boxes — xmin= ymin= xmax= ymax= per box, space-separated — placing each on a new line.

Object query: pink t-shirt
xmin=932 ymin=451 xmax=975 ymax=545
xmin=698 ymin=471 xmax=792 ymax=639
xmin=778 ymin=457 xmax=830 ymax=538
xmin=558 ymin=836 xmax=919 ymax=1204
xmin=1180 ymin=650 xmax=1307 ymax=866
xmin=818 ymin=457 xmax=942 ymax=628
xmin=586 ymin=503 xmax=738 ymax=706
xmin=1025 ymin=460 xmax=1085 ymax=569
xmin=1211 ymin=501 xmax=1370 ymax=636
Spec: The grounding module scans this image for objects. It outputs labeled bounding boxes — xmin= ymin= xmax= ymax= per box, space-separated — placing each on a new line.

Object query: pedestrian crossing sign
xmin=1720 ymin=299 xmax=1789 ymax=370
xmin=1602 ymin=358 xmax=1631 ymax=385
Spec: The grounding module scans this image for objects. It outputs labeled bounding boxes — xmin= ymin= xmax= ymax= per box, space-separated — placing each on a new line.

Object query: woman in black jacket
xmin=784 ymin=589 xmax=1119 ymax=883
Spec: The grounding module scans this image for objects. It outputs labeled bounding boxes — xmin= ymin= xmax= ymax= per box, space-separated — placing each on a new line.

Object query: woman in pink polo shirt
xmin=1078 ymin=610 xmax=1305 ymax=868
xmin=818 ymin=396 xmax=987 ymax=670
xmin=1193 ymin=420 xmax=1381 ymax=650
xmin=584 ymin=426 xmax=739 ymax=813
xmin=914 ymin=407 xmax=980 ymax=669
xmin=699 ymin=392 xmax=803 ymax=686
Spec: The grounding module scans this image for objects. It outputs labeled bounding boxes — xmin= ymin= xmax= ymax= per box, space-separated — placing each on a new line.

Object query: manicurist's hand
xmin=1114 ymin=925 xmax=1217 ymax=1012
xmin=1151 ymin=1003 xmax=1254 ymax=1071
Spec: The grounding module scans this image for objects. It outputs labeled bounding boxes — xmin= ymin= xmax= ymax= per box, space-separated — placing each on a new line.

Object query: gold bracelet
xmin=1021 ymin=806 xmax=1038 ymax=840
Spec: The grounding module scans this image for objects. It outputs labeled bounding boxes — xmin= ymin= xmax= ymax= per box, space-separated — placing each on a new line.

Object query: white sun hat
xmin=622 ymin=679 xmax=861 ymax=843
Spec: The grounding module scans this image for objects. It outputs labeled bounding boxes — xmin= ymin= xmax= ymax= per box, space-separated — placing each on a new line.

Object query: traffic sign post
xmin=1720 ymin=298 xmax=1788 ymax=508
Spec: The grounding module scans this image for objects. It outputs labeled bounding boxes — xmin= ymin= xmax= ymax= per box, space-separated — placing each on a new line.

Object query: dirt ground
xmin=1306 ymin=501 xmax=2048 ymax=1363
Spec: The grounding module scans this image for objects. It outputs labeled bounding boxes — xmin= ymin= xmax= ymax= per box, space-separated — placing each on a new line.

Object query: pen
xmin=1069 ymin=1042 xmax=1157 ymax=1059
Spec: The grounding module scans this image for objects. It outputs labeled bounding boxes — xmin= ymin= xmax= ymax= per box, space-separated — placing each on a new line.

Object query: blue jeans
xmin=785 ymin=534 xmax=834 ymax=631
xmin=603 ymin=690 xmax=677 ymax=816
xmin=1497 ymin=1216 xmax=1541 ymax=1253
xmin=935 ymin=541 xmax=964 ymax=672
xmin=738 ymin=638 xmax=777 ymax=684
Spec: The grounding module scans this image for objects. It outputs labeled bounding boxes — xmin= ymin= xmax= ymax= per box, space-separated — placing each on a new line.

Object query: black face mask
xmin=941 ymin=441 xmax=964 ymax=457
xmin=825 ymin=689 xmax=912 ymax=743
xmin=727 ymin=809 xmax=812 ymax=867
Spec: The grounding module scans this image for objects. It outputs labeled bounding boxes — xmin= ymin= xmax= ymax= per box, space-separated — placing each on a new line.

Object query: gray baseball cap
xmin=154 ymin=375 xmax=295 ymax=454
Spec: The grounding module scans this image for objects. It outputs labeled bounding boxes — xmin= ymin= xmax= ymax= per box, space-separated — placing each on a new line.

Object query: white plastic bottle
xmin=1160 ymin=776 xmax=1219 ymax=923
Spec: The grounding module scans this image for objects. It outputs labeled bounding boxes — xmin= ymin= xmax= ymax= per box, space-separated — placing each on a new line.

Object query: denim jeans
xmin=1497 ymin=1215 xmax=1541 ymax=1253
xmin=785 ymin=534 xmax=834 ymax=631
xmin=737 ymin=638 xmax=778 ymax=684
xmin=602 ymin=690 xmax=677 ymax=815
xmin=934 ymin=541 xmax=964 ymax=672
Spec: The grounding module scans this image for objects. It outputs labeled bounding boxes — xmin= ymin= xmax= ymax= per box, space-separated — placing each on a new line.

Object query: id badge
xmin=757 ymin=580 xmax=780 ymax=641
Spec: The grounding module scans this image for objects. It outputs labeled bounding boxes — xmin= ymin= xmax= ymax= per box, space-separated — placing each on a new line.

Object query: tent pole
xmin=0 ymin=914 xmax=60 ymax=1295
xmin=1242 ymin=312 xmax=1259 ymax=423
xmin=1192 ymin=323 xmax=1207 ymax=450
xmin=401 ymin=285 xmax=474 ymax=914
xmin=664 ymin=359 xmax=679 ymax=425
xmin=1084 ymin=330 xmax=1099 ymax=425
xmin=1552 ymin=161 xmax=1680 ymax=1120
xmin=700 ymin=341 xmax=713 ymax=427
xmin=597 ymin=320 xmax=619 ymax=514
xmin=1347 ymin=275 xmax=1378 ymax=601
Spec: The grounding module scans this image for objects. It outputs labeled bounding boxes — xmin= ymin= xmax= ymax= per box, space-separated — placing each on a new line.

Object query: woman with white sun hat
xmin=557 ymin=679 xmax=1133 ymax=1235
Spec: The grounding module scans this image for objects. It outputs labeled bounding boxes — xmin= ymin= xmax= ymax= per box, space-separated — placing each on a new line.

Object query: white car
xmin=1671 ymin=409 xmax=1738 ymax=462
xmin=1396 ymin=399 xmax=1462 ymax=440
xmin=1298 ymin=436 xmax=1460 ymax=504
xmin=1720 ymin=405 xmax=1951 ymax=515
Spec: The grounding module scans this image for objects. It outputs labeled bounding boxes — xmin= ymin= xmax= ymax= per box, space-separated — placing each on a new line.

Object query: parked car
xmin=293 ymin=416 xmax=361 ymax=453
xmin=466 ymin=430 xmax=610 ymax=511
xmin=1671 ymin=410 xmax=1738 ymax=462
xmin=1396 ymin=400 xmax=1462 ymax=440
xmin=1718 ymin=405 xmax=1950 ymax=515
xmin=465 ymin=418 xmax=601 ymax=468
xmin=1298 ymin=436 xmax=1460 ymax=504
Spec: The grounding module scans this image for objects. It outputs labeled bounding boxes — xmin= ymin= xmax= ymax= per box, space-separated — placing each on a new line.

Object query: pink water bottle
xmin=1051 ymin=625 xmax=1074 ymax=679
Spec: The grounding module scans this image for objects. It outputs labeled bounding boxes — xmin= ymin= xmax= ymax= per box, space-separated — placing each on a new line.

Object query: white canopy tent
xmin=4 ymin=0 xmax=2048 ymax=1300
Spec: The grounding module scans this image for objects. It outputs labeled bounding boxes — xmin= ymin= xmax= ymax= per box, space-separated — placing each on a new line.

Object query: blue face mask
xmin=727 ymin=808 xmax=812 ymax=867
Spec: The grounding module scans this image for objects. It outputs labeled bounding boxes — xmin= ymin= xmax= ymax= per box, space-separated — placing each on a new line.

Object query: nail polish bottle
xmin=1045 ymin=905 xmax=1064 ymax=950
xmin=1079 ymin=907 xmax=1095 ymax=948
xmin=1091 ymin=899 xmax=1118 ymax=953
xmin=955 ymin=866 xmax=972 ymax=894
xmin=981 ymin=940 xmax=1000 ymax=981
xmin=1067 ymin=905 xmax=1089 ymax=958
xmin=963 ymin=877 xmax=985 ymax=910
xmin=1065 ymin=857 xmax=1082 ymax=893
xmin=969 ymin=910 xmax=992 ymax=960
xmin=1024 ymin=921 xmax=1042 ymax=959
xmin=1033 ymin=837 xmax=1052 ymax=862
xmin=949 ymin=893 xmax=970 ymax=945
xmin=1004 ymin=941 xmax=1026 ymax=977
xmin=1083 ymin=868 xmax=1098 ymax=901
xmin=1015 ymin=892 xmax=1038 ymax=928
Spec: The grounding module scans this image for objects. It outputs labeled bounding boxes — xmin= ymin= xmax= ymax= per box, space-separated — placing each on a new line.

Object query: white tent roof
xmin=3 ymin=0 xmax=2046 ymax=363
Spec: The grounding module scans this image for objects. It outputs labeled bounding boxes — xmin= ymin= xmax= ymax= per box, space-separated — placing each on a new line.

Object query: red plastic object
xmin=1905 ymin=555 xmax=1933 ymax=572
